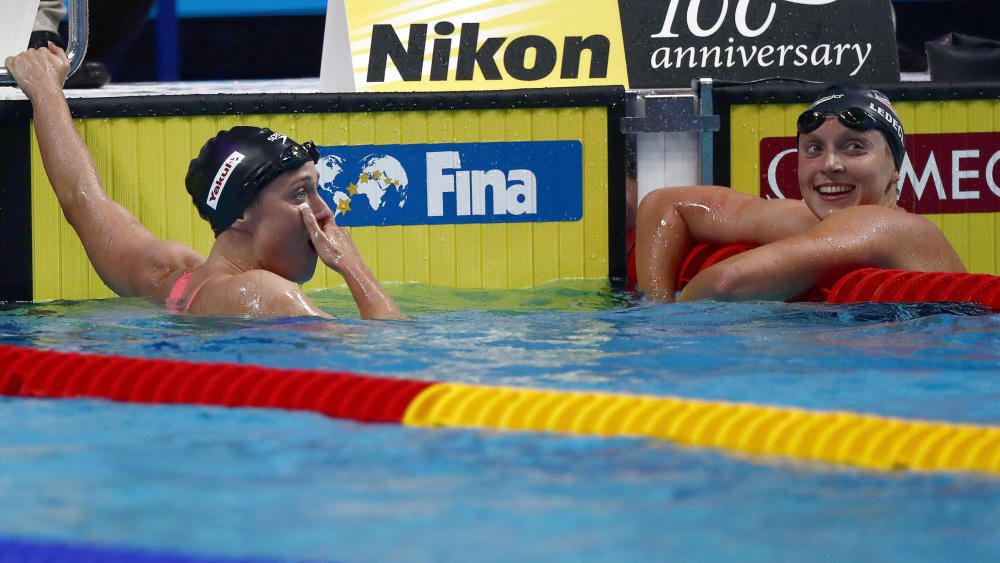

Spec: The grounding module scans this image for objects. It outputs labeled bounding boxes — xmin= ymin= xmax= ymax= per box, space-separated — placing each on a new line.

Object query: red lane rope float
xmin=677 ymin=244 xmax=1000 ymax=310
xmin=676 ymin=243 xmax=755 ymax=289
xmin=0 ymin=345 xmax=432 ymax=423
xmin=4 ymin=344 xmax=1000 ymax=475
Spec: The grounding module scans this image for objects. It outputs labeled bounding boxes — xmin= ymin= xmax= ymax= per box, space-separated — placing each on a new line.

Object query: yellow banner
xmin=343 ymin=0 xmax=627 ymax=92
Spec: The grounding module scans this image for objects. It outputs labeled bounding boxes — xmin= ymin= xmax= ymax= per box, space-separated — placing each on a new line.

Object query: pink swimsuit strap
xmin=165 ymin=272 xmax=206 ymax=314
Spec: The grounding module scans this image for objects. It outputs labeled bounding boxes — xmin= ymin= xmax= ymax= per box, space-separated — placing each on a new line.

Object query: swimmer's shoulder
xmin=833 ymin=204 xmax=929 ymax=229
xmin=188 ymin=270 xmax=329 ymax=317
xmin=846 ymin=205 xmax=952 ymax=244
xmin=825 ymin=206 xmax=965 ymax=271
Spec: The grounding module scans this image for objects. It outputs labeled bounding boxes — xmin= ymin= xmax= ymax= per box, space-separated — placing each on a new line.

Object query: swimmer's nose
xmin=821 ymin=149 xmax=845 ymax=172
xmin=310 ymin=193 xmax=334 ymax=223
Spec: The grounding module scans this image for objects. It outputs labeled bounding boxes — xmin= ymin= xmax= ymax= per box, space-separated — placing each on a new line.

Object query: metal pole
xmin=155 ymin=0 xmax=179 ymax=81
xmin=0 ymin=0 xmax=89 ymax=86
xmin=696 ymin=78 xmax=715 ymax=186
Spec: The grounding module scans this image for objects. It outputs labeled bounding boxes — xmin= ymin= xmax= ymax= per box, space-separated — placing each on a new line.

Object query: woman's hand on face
xmin=299 ymin=203 xmax=403 ymax=320
xmin=5 ymin=43 xmax=70 ymax=99
xmin=299 ymin=203 xmax=363 ymax=274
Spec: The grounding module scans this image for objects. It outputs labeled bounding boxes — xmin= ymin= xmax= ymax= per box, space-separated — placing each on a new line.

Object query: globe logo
xmin=317 ymin=153 xmax=409 ymax=226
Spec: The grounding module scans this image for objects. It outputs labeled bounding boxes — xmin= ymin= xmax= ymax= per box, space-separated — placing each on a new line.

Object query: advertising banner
xmin=316 ymin=141 xmax=583 ymax=226
xmin=617 ymin=0 xmax=899 ymax=88
xmin=760 ymin=133 xmax=1000 ymax=214
xmin=331 ymin=0 xmax=628 ymax=92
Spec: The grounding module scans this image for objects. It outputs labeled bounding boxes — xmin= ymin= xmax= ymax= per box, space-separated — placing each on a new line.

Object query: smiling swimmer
xmin=635 ymin=84 xmax=965 ymax=303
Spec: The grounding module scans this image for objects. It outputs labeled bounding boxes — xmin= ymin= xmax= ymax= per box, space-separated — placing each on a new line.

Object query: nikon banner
xmin=322 ymin=0 xmax=628 ymax=91
xmin=618 ymin=0 xmax=899 ymax=88
xmin=321 ymin=0 xmax=899 ymax=91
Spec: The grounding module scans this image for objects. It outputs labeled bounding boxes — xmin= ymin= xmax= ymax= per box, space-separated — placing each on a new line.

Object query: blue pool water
xmin=1 ymin=282 xmax=999 ymax=561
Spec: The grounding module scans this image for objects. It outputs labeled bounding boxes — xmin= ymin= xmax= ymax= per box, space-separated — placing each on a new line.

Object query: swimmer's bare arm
xmin=299 ymin=204 xmax=404 ymax=320
xmin=6 ymin=45 xmax=203 ymax=298
xmin=680 ymin=205 xmax=966 ymax=302
xmin=635 ymin=186 xmax=818 ymax=301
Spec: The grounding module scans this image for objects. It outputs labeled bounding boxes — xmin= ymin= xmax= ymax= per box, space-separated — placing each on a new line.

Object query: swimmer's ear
xmin=229 ymin=213 xmax=253 ymax=233
xmin=886 ymin=169 xmax=900 ymax=201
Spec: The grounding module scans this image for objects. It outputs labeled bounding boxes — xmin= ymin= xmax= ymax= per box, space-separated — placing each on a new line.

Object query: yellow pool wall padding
xmin=729 ymin=99 xmax=1000 ymax=276
xmin=31 ymin=107 xmax=610 ymax=301
xmin=403 ymin=383 xmax=1000 ymax=475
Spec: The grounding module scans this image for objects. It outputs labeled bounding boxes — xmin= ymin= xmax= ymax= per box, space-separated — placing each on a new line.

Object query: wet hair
xmin=185 ymin=126 xmax=319 ymax=236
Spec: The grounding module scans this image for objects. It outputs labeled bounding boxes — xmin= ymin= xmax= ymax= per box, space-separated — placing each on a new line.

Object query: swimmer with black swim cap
xmin=636 ymin=83 xmax=964 ymax=303
xmin=797 ymin=84 xmax=906 ymax=171
xmin=185 ymin=126 xmax=323 ymax=235
xmin=6 ymin=43 xmax=402 ymax=319
xmin=793 ymin=84 xmax=906 ymax=220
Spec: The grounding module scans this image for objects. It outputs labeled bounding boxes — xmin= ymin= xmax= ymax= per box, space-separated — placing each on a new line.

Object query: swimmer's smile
xmin=815 ymin=183 xmax=856 ymax=199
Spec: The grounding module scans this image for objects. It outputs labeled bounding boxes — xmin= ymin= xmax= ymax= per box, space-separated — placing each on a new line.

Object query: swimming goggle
xmin=796 ymin=107 xmax=879 ymax=135
xmin=276 ymin=140 xmax=320 ymax=173
xmin=242 ymin=141 xmax=321 ymax=208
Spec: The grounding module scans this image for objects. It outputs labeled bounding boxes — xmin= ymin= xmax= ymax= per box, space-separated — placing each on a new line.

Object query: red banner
xmin=759 ymin=132 xmax=1000 ymax=213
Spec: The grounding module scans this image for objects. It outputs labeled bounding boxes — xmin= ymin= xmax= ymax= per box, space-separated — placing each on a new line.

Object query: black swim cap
xmin=185 ymin=126 xmax=320 ymax=236
xmin=798 ymin=84 xmax=906 ymax=170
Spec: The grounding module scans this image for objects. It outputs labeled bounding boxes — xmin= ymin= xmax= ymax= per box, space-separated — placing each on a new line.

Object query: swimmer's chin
xmin=285 ymin=255 xmax=320 ymax=285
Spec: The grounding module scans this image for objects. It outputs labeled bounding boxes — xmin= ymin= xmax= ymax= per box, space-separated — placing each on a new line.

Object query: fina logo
xmin=317 ymin=153 xmax=409 ymax=224
xmin=316 ymin=149 xmax=538 ymax=223
xmin=315 ymin=141 xmax=578 ymax=226
xmin=427 ymin=151 xmax=536 ymax=217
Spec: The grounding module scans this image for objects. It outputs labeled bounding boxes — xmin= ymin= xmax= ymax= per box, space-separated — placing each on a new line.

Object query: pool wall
xmin=5 ymin=81 xmax=1000 ymax=303
xmin=0 ymin=87 xmax=627 ymax=301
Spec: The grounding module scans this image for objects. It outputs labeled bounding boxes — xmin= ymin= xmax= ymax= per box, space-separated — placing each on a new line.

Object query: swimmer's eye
xmin=843 ymin=140 xmax=868 ymax=153
xmin=801 ymin=142 xmax=823 ymax=155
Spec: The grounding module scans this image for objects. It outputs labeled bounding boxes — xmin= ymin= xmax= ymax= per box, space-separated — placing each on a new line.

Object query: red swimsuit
xmin=165 ymin=272 xmax=206 ymax=313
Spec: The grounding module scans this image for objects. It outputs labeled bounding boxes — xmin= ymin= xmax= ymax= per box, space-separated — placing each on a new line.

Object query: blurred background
xmin=71 ymin=0 xmax=1000 ymax=83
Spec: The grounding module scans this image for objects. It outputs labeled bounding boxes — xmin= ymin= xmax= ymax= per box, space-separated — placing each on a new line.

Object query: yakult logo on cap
xmin=207 ymin=151 xmax=245 ymax=209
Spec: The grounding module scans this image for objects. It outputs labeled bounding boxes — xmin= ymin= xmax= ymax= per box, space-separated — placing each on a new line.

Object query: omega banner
xmin=618 ymin=0 xmax=899 ymax=88
xmin=760 ymin=133 xmax=1000 ymax=213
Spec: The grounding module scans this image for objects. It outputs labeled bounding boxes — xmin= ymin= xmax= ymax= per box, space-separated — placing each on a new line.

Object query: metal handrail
xmin=0 ymin=0 xmax=89 ymax=87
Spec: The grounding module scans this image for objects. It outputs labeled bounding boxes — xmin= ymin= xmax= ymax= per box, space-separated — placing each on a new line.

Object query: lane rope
xmin=676 ymin=243 xmax=1000 ymax=310
xmin=3 ymin=344 xmax=998 ymax=476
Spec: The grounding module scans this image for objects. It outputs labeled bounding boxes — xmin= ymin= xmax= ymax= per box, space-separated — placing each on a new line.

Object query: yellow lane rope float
xmin=2 ymin=345 xmax=997 ymax=476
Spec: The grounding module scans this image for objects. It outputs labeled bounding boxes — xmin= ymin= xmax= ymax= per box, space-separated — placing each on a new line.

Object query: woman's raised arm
xmin=6 ymin=44 xmax=203 ymax=299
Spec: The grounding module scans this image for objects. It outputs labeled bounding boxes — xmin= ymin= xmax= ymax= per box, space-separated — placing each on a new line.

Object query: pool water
xmin=1 ymin=282 xmax=999 ymax=561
